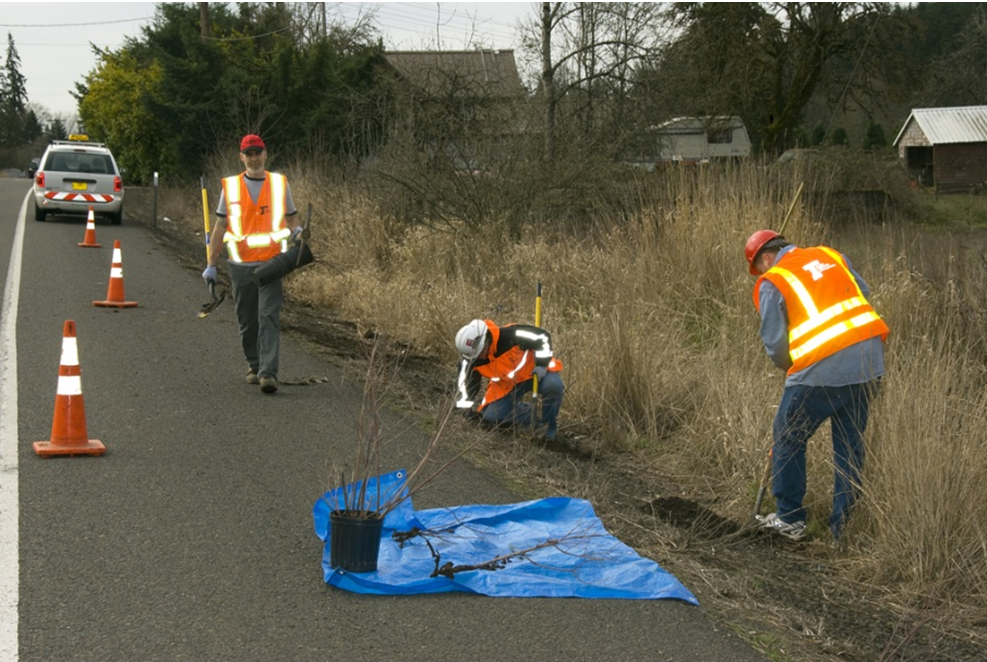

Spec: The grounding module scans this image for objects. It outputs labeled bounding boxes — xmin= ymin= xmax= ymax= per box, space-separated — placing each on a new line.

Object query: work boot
xmin=260 ymin=376 xmax=278 ymax=394
xmin=246 ymin=368 xmax=260 ymax=385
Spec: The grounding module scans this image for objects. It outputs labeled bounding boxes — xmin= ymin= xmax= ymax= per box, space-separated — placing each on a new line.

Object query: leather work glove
xmin=532 ymin=366 xmax=548 ymax=381
xmin=291 ymin=225 xmax=310 ymax=243
xmin=202 ymin=265 xmax=217 ymax=284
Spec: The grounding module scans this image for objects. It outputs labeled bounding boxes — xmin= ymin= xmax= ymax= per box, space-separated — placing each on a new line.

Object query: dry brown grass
xmin=171 ymin=154 xmax=987 ymax=636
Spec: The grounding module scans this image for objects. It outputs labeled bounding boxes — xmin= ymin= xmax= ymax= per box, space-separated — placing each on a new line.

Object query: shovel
xmin=198 ymin=176 xmax=227 ymax=319
xmin=753 ymin=183 xmax=803 ymax=517
xmin=753 ymin=448 xmax=773 ymax=520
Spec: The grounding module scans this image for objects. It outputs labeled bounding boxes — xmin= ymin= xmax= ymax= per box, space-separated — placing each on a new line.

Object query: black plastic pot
xmin=250 ymin=242 xmax=314 ymax=287
xmin=329 ymin=510 xmax=384 ymax=573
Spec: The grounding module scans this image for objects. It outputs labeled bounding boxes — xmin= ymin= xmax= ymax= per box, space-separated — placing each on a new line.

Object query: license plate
xmin=71 ymin=182 xmax=87 ymax=191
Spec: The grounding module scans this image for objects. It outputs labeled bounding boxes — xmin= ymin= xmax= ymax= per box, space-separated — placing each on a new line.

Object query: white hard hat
xmin=455 ymin=319 xmax=488 ymax=359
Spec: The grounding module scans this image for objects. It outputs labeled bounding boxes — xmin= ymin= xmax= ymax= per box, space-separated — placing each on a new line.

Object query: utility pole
xmin=199 ymin=2 xmax=210 ymax=39
xmin=541 ymin=2 xmax=556 ymax=163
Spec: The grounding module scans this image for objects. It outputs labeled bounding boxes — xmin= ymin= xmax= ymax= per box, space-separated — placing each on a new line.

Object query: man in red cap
xmin=203 ymin=134 xmax=303 ymax=394
xmin=745 ymin=230 xmax=888 ymax=542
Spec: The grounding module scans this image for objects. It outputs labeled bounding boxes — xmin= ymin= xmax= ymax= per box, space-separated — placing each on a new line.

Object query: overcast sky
xmin=0 ymin=2 xmax=534 ymax=121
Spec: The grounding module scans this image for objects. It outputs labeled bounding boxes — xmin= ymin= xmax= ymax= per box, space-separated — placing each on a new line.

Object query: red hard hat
xmin=744 ymin=230 xmax=780 ymax=275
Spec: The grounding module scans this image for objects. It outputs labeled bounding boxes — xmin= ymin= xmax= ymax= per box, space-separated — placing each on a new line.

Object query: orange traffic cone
xmin=33 ymin=320 xmax=106 ymax=457
xmin=78 ymin=206 xmax=102 ymax=248
xmin=94 ymin=240 xmax=138 ymax=308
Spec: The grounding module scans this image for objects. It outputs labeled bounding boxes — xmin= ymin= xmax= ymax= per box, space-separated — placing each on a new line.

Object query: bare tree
xmin=521 ymin=2 xmax=670 ymax=162
xmin=285 ymin=2 xmax=380 ymax=49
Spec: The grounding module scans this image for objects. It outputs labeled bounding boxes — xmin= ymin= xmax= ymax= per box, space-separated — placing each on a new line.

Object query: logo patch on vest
xmin=802 ymin=260 xmax=835 ymax=281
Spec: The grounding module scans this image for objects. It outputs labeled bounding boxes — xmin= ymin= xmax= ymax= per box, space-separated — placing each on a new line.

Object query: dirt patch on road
xmin=140 ymin=194 xmax=985 ymax=662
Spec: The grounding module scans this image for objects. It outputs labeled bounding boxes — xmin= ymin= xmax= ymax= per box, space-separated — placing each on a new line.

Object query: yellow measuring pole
xmin=532 ymin=282 xmax=542 ymax=397
xmin=200 ymin=177 xmax=212 ymax=261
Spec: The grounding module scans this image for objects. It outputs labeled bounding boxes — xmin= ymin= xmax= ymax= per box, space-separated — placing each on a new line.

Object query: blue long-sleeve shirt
xmin=757 ymin=245 xmax=885 ymax=387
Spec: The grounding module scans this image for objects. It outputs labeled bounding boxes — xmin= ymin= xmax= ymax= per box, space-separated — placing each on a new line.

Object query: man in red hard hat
xmin=202 ymin=134 xmax=303 ymax=394
xmin=746 ymin=230 xmax=888 ymax=542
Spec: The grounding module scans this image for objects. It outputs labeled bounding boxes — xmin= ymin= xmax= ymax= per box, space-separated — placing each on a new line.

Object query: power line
xmin=0 ymin=16 xmax=153 ymax=28
xmin=337 ymin=2 xmax=522 ymax=31
xmin=202 ymin=26 xmax=293 ymax=42
xmin=333 ymin=2 xmax=523 ymax=46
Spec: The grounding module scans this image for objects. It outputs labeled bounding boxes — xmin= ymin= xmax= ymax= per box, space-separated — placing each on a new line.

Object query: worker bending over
xmin=746 ymin=230 xmax=888 ymax=542
xmin=454 ymin=319 xmax=564 ymax=441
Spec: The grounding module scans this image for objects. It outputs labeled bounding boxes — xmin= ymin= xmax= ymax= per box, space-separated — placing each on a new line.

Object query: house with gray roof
xmin=381 ymin=50 xmax=527 ymax=137
xmin=893 ymin=106 xmax=987 ymax=193
xmin=380 ymin=49 xmax=529 ymax=173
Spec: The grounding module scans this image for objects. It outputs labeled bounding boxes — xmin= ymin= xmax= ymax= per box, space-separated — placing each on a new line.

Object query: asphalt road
xmin=1 ymin=178 xmax=768 ymax=661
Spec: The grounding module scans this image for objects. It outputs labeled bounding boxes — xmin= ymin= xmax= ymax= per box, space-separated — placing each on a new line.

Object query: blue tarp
xmin=312 ymin=469 xmax=698 ymax=603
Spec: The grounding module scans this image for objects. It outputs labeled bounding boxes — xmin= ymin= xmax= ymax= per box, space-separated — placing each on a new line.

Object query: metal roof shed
xmin=893 ymin=106 xmax=987 ymax=193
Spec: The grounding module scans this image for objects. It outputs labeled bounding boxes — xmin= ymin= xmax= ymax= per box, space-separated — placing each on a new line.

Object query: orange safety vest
xmin=474 ymin=320 xmax=563 ymax=409
xmin=754 ymin=246 xmax=889 ymax=375
xmin=221 ymin=172 xmax=291 ymax=263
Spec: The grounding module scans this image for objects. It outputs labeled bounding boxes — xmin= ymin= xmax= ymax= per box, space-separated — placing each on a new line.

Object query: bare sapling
xmin=322 ymin=336 xmax=474 ymax=519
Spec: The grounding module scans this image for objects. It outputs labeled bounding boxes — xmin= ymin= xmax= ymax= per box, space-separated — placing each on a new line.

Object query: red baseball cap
xmin=240 ymin=134 xmax=265 ymax=152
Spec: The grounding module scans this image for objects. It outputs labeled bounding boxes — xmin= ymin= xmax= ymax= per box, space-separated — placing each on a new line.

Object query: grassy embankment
xmin=161 ymin=151 xmax=987 ymax=630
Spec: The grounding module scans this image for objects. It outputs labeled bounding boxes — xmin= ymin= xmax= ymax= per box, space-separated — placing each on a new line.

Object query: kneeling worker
xmin=454 ymin=319 xmax=564 ymax=440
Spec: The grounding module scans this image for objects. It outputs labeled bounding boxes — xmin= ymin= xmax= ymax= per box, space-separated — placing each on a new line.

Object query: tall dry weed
xmin=166 ymin=154 xmax=987 ymax=615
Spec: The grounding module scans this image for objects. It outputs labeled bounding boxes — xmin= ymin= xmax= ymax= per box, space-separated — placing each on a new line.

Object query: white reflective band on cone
xmin=60 ymin=338 xmax=79 ymax=366
xmin=112 ymin=248 xmax=122 ymax=262
xmin=111 ymin=267 xmax=123 ymax=278
xmin=56 ymin=375 xmax=82 ymax=396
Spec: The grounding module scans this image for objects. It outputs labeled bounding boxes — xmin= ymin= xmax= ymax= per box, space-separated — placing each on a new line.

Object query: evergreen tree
xmin=23 ymin=109 xmax=42 ymax=142
xmin=862 ymin=121 xmax=887 ymax=150
xmin=47 ymin=118 xmax=67 ymax=141
xmin=0 ymin=33 xmax=29 ymax=146
xmin=78 ymin=3 xmax=384 ymax=180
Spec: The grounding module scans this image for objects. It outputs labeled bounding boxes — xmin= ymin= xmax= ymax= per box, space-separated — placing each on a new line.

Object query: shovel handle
xmin=753 ymin=449 xmax=773 ymax=518
xmin=533 ymin=282 xmax=542 ymax=397
xmin=778 ymin=182 xmax=804 ymax=237
xmin=201 ymin=176 xmax=213 ymax=261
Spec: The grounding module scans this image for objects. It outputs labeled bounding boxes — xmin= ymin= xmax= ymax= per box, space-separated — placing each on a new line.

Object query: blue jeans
xmin=771 ymin=381 xmax=879 ymax=539
xmin=229 ymin=262 xmax=284 ymax=379
xmin=481 ymin=372 xmax=564 ymax=440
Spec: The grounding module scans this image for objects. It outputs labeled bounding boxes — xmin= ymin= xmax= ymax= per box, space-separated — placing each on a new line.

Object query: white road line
xmin=0 ymin=192 xmax=27 ymax=660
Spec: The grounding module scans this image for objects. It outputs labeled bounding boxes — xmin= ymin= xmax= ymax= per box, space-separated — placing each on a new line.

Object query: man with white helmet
xmin=454 ymin=319 xmax=564 ymax=440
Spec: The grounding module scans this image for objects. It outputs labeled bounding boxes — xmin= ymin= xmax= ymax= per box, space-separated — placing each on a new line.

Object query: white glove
xmin=202 ymin=265 xmax=217 ymax=284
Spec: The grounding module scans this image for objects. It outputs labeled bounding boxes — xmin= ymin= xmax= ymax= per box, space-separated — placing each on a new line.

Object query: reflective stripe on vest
xmin=755 ymin=246 xmax=888 ymax=374
xmin=473 ymin=320 xmax=563 ymax=410
xmin=222 ymin=173 xmax=290 ymax=263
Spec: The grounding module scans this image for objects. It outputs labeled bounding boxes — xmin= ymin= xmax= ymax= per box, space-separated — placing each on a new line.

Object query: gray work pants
xmin=229 ymin=262 xmax=283 ymax=379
